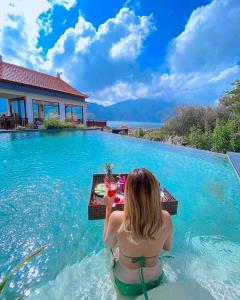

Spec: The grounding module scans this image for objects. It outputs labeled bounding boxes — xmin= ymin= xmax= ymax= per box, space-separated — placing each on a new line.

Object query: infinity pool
xmin=0 ymin=130 xmax=240 ymax=299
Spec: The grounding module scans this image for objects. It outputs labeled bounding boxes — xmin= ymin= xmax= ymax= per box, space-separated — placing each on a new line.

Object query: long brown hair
xmin=124 ymin=168 xmax=163 ymax=241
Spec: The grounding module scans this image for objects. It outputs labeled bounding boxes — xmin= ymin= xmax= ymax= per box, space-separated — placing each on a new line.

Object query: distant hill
xmin=88 ymin=99 xmax=175 ymax=122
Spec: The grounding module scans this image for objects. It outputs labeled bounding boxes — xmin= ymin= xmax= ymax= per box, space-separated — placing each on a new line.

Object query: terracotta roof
xmin=0 ymin=61 xmax=88 ymax=99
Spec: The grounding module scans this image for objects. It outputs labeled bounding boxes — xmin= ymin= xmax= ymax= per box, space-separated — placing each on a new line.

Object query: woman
xmin=103 ymin=168 xmax=173 ymax=298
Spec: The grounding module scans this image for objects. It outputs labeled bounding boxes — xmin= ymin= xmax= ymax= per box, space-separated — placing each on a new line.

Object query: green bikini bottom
xmin=113 ymin=270 xmax=164 ymax=297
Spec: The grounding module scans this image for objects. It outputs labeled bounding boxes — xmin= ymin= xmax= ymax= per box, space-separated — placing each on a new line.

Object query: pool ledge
xmin=227 ymin=151 xmax=240 ymax=180
xmin=0 ymin=127 xmax=99 ymax=134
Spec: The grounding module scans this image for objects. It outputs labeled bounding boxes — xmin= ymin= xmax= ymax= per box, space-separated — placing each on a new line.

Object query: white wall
xmin=25 ymin=96 xmax=34 ymax=123
xmin=82 ymin=104 xmax=87 ymax=126
xmin=7 ymin=99 xmax=11 ymax=116
xmin=0 ymin=87 xmax=86 ymax=106
xmin=59 ymin=102 xmax=65 ymax=122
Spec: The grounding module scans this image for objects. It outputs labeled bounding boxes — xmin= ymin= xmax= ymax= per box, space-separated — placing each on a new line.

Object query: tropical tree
xmin=202 ymin=123 xmax=213 ymax=150
xmin=220 ymin=80 xmax=240 ymax=116
xmin=188 ymin=125 xmax=204 ymax=149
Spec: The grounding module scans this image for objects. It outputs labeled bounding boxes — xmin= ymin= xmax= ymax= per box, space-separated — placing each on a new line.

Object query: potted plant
xmin=35 ymin=120 xmax=45 ymax=130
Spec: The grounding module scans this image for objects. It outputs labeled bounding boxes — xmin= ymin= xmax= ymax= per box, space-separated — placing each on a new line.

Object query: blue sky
xmin=0 ymin=0 xmax=240 ymax=106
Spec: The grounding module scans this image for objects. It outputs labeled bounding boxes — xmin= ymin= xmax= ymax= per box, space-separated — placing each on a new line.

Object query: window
xmin=44 ymin=104 xmax=59 ymax=118
xmin=33 ymin=100 xmax=59 ymax=119
xmin=65 ymin=105 xmax=82 ymax=121
xmin=33 ymin=103 xmax=40 ymax=119
xmin=10 ymin=99 xmax=26 ymax=118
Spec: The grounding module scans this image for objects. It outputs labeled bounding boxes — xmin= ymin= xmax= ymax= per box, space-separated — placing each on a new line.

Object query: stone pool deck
xmin=227 ymin=151 xmax=240 ymax=179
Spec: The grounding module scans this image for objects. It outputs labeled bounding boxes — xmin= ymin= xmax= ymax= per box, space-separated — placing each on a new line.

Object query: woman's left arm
xmin=103 ymin=194 xmax=121 ymax=248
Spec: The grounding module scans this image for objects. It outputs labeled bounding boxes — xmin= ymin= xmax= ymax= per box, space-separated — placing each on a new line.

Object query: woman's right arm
xmin=163 ymin=211 xmax=173 ymax=251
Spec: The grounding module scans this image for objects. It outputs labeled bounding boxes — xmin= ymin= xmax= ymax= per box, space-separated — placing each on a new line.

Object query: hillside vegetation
xmin=133 ymin=80 xmax=240 ymax=153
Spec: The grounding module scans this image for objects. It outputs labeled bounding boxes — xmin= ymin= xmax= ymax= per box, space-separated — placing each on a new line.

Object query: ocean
xmin=107 ymin=120 xmax=162 ymax=129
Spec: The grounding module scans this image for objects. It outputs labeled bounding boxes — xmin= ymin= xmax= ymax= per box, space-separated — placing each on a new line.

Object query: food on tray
xmin=104 ymin=163 xmax=114 ymax=187
xmin=114 ymin=194 xmax=124 ymax=204
xmin=94 ymin=183 xmax=106 ymax=197
xmin=89 ymin=173 xmax=178 ymax=220
xmin=90 ymin=199 xmax=101 ymax=206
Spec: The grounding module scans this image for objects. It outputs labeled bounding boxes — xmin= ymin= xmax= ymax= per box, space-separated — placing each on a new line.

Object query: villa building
xmin=0 ymin=56 xmax=88 ymax=129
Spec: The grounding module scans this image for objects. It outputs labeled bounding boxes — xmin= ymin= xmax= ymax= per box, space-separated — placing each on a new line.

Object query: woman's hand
xmin=103 ymin=191 xmax=117 ymax=242
xmin=103 ymin=192 xmax=117 ymax=208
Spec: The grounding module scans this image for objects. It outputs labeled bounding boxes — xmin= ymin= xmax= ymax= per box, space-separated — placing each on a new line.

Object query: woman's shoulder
xmin=162 ymin=210 xmax=173 ymax=229
xmin=109 ymin=210 xmax=124 ymax=228
xmin=162 ymin=210 xmax=171 ymax=219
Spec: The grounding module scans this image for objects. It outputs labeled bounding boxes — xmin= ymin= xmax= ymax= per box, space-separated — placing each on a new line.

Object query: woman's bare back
xmin=113 ymin=210 xmax=173 ymax=270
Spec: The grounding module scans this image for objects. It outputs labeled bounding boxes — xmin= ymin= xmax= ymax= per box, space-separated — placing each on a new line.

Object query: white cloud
xmin=0 ymin=0 xmax=77 ymax=67
xmin=161 ymin=0 xmax=240 ymax=104
xmin=109 ymin=14 xmax=154 ymax=60
xmin=94 ymin=80 xmax=150 ymax=105
xmin=50 ymin=0 xmax=77 ymax=10
xmin=124 ymin=0 xmax=141 ymax=11
xmin=44 ymin=8 xmax=155 ymax=94
xmin=0 ymin=0 xmax=48 ymax=66
xmin=168 ymin=0 xmax=240 ymax=74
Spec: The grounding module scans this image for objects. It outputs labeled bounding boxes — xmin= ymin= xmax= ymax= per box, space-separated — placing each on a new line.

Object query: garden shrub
xmin=143 ymin=129 xmax=168 ymax=141
xmin=43 ymin=118 xmax=76 ymax=129
xmin=134 ymin=128 xmax=145 ymax=138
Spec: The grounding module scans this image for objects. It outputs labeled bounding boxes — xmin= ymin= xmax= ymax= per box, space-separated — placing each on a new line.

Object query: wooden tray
xmin=88 ymin=174 xmax=178 ymax=220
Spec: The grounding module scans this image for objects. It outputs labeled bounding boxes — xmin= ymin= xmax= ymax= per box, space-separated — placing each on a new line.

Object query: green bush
xmin=119 ymin=130 xmax=128 ymax=135
xmin=43 ymin=118 xmax=62 ymax=129
xmin=187 ymin=123 xmax=213 ymax=150
xmin=202 ymin=123 xmax=213 ymax=150
xmin=211 ymin=118 xmax=239 ymax=153
xmin=220 ymin=80 xmax=240 ymax=116
xmin=62 ymin=121 xmax=76 ymax=129
xmin=230 ymin=132 xmax=240 ymax=152
xmin=188 ymin=125 xmax=204 ymax=149
xmin=227 ymin=118 xmax=240 ymax=151
xmin=43 ymin=118 xmax=76 ymax=129
xmin=211 ymin=120 xmax=230 ymax=153
xmin=163 ymin=105 xmax=229 ymax=136
xmin=134 ymin=128 xmax=145 ymax=138
xmin=143 ymin=129 xmax=168 ymax=141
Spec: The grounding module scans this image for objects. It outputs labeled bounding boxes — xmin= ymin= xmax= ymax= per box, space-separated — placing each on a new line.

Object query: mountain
xmin=87 ymin=99 xmax=175 ymax=122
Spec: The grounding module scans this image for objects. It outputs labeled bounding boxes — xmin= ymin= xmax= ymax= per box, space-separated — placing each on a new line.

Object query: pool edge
xmin=227 ymin=151 xmax=240 ymax=181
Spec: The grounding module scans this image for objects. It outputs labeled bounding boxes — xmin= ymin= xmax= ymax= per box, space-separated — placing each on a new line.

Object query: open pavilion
xmin=0 ymin=56 xmax=88 ymax=129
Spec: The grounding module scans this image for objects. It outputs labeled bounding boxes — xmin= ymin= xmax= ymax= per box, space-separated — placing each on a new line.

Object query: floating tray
xmin=88 ymin=174 xmax=178 ymax=220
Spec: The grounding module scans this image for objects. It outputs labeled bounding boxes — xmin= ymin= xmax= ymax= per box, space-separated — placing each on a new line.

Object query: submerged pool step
xmin=227 ymin=151 xmax=240 ymax=180
xmin=136 ymin=280 xmax=214 ymax=300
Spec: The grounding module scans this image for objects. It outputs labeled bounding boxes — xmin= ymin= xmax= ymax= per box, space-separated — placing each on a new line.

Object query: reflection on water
xmin=206 ymin=182 xmax=225 ymax=201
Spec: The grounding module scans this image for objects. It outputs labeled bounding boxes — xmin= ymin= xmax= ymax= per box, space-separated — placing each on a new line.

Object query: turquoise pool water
xmin=0 ymin=130 xmax=240 ymax=299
